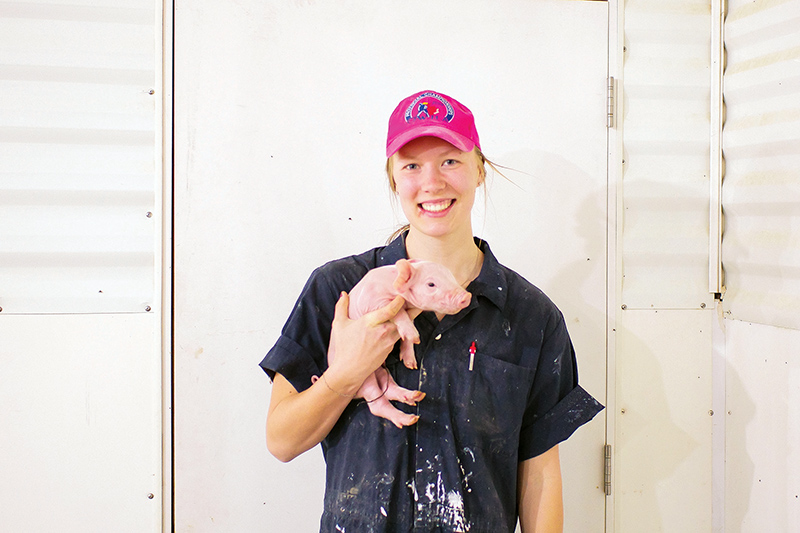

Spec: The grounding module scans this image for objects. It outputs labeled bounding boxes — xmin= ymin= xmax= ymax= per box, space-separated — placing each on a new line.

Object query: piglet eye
xmin=427 ymin=282 xmax=436 ymax=288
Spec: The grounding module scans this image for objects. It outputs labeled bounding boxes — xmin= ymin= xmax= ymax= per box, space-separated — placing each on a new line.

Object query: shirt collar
xmin=469 ymin=238 xmax=508 ymax=311
xmin=379 ymin=232 xmax=508 ymax=311
xmin=377 ymin=232 xmax=409 ymax=267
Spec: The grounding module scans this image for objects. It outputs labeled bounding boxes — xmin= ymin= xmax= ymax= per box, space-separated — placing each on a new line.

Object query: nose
xmin=420 ymin=165 xmax=446 ymax=192
xmin=457 ymin=292 xmax=471 ymax=308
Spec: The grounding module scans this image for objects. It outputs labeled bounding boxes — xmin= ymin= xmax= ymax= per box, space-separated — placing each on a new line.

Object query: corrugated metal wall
xmin=0 ymin=2 xmax=165 ymax=531
xmin=614 ymin=0 xmax=714 ymax=531
xmin=721 ymin=0 xmax=800 ymax=330
xmin=621 ymin=0 xmax=714 ymax=311
xmin=721 ymin=1 xmax=800 ymax=531
xmin=0 ymin=1 xmax=159 ymax=314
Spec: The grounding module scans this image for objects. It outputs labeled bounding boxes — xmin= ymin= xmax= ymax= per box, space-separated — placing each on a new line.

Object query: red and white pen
xmin=469 ymin=341 xmax=476 ymax=371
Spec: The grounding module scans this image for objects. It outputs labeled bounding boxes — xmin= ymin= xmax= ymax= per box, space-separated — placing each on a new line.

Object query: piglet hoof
xmin=366 ymin=396 xmax=421 ymax=428
xmin=386 ymin=412 xmax=420 ymax=429
xmin=395 ymin=414 xmax=420 ymax=428
xmin=387 ymin=388 xmax=426 ymax=406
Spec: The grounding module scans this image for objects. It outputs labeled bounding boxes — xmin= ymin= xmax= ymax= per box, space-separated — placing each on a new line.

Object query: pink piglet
xmin=315 ymin=259 xmax=472 ymax=428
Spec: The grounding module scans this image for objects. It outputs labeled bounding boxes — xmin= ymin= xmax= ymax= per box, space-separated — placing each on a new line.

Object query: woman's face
xmin=390 ymin=136 xmax=483 ymax=240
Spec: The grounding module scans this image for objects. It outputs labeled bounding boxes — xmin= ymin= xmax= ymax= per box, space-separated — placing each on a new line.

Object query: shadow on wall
xmin=723 ymin=349 xmax=756 ymax=531
xmin=612 ymin=175 xmax=723 ymax=529
xmin=484 ymin=150 xmax=609 ymax=532
xmin=615 ymin=318 xmax=701 ymax=531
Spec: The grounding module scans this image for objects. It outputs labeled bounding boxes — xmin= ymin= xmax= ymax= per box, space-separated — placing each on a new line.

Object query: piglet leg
xmin=361 ymin=367 xmax=424 ymax=428
xmin=392 ymin=308 xmax=420 ymax=369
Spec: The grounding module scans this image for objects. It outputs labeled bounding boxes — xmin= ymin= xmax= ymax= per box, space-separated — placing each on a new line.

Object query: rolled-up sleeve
xmin=259 ymin=265 xmax=343 ymax=392
xmin=260 ymin=258 xmax=370 ymax=393
xmin=260 ymin=335 xmax=323 ymax=393
xmin=518 ymin=310 xmax=604 ymax=459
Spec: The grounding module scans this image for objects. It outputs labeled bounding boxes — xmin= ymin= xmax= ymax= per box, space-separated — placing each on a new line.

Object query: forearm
xmin=518 ymin=445 xmax=564 ymax=533
xmin=266 ymin=371 xmax=358 ymax=462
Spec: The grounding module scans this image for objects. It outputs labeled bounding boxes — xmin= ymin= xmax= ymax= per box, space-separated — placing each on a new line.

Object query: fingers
xmin=332 ymin=291 xmax=350 ymax=323
xmin=364 ymin=295 xmax=405 ymax=326
xmin=329 ymin=292 xmax=400 ymax=376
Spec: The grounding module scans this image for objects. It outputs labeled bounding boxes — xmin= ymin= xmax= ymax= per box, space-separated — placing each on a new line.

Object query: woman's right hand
xmin=266 ymin=291 xmax=406 ymax=462
xmin=323 ymin=291 xmax=405 ymax=396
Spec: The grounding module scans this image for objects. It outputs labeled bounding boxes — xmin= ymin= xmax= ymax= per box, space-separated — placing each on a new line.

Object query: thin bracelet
xmin=321 ymin=373 xmax=353 ymax=399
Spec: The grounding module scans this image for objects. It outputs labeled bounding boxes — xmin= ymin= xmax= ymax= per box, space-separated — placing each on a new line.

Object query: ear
xmin=393 ymin=259 xmax=414 ymax=292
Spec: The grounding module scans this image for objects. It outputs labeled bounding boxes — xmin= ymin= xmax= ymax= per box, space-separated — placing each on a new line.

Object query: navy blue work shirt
xmin=261 ymin=234 xmax=603 ymax=532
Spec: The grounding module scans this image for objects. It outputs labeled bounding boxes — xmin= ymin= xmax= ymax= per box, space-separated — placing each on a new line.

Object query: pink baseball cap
xmin=386 ymin=90 xmax=481 ymax=158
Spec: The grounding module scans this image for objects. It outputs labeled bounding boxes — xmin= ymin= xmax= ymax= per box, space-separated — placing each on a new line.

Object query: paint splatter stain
xmin=416 ymin=471 xmax=471 ymax=531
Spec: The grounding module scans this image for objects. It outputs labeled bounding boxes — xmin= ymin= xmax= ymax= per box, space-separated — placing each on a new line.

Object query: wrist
xmin=320 ymin=367 xmax=360 ymax=398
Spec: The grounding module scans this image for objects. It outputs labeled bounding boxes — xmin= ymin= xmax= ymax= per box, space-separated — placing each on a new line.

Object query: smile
xmin=420 ymin=199 xmax=454 ymax=213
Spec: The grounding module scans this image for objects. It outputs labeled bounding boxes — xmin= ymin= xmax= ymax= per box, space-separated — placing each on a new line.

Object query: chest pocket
xmin=431 ymin=347 xmax=536 ymax=459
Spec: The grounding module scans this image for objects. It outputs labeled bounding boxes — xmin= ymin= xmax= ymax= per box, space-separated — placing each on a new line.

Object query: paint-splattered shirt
xmin=261 ymin=234 xmax=604 ymax=532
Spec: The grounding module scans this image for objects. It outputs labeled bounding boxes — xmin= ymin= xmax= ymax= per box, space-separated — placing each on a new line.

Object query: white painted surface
xmin=723 ymin=318 xmax=800 ymax=532
xmin=172 ymin=1 xmax=608 ymax=531
xmin=0 ymin=1 xmax=166 ymax=531
xmin=612 ymin=1 xmax=716 ymax=530
xmin=614 ymin=309 xmax=714 ymax=532
xmin=0 ymin=314 xmax=163 ymax=531
xmin=717 ymin=2 xmax=800 ymax=531
xmin=721 ymin=0 xmax=800 ymax=330
xmin=620 ymin=0 xmax=714 ymax=310
xmin=0 ymin=0 xmax=160 ymax=314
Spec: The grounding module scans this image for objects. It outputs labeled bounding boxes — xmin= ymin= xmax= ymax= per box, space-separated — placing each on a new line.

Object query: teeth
xmin=421 ymin=200 xmax=452 ymax=212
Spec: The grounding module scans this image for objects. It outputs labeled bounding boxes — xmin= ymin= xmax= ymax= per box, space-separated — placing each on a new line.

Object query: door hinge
xmin=604 ymin=444 xmax=613 ymax=496
xmin=606 ymin=77 xmax=616 ymax=129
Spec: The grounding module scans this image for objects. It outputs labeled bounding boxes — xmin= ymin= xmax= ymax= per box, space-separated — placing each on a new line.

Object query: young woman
xmin=261 ymin=90 xmax=603 ymax=532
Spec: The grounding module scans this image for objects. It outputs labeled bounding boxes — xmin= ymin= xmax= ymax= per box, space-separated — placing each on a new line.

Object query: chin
xmin=409 ymin=221 xmax=459 ymax=239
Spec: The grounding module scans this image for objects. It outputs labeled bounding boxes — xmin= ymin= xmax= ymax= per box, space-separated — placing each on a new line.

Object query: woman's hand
xmin=266 ymin=292 xmax=406 ymax=462
xmin=323 ymin=292 xmax=406 ymax=396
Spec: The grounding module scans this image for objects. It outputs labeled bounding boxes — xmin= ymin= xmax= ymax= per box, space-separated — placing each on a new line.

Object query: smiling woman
xmin=391 ymin=137 xmax=483 ymax=255
xmin=261 ymin=90 xmax=603 ymax=532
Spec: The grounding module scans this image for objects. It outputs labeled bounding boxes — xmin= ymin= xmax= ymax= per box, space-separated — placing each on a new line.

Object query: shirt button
xmin=435 ymin=334 xmax=442 ymax=340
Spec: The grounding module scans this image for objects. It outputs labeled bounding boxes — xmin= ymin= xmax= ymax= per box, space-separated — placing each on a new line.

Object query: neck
xmin=405 ymin=228 xmax=484 ymax=287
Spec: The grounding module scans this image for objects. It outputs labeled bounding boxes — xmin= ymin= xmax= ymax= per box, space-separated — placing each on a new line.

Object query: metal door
xmin=173 ymin=1 xmax=609 ymax=530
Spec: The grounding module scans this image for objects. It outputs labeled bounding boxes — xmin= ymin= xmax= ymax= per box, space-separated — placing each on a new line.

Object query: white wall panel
xmin=621 ymin=0 xmax=714 ymax=310
xmin=721 ymin=0 xmax=800 ymax=330
xmin=0 ymin=1 xmax=159 ymax=314
xmin=614 ymin=309 xmax=714 ymax=532
xmin=0 ymin=1 xmax=166 ymax=531
xmin=724 ymin=319 xmax=800 ymax=532
xmin=0 ymin=314 xmax=163 ymax=531
xmin=612 ymin=2 xmax=716 ymax=531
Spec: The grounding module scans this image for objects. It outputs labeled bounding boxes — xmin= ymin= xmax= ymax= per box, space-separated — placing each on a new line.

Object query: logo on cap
xmin=404 ymin=92 xmax=455 ymax=123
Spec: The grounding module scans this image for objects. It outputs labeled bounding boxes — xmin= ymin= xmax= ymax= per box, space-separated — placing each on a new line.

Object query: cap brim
xmin=386 ymin=125 xmax=475 ymax=158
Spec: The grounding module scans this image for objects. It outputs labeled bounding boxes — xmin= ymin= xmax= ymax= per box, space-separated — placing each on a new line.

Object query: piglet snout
xmin=441 ymin=290 xmax=471 ymax=314
xmin=456 ymin=291 xmax=471 ymax=308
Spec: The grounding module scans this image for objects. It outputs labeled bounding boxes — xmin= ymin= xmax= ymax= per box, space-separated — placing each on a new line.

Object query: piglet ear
xmin=393 ymin=259 xmax=414 ymax=292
